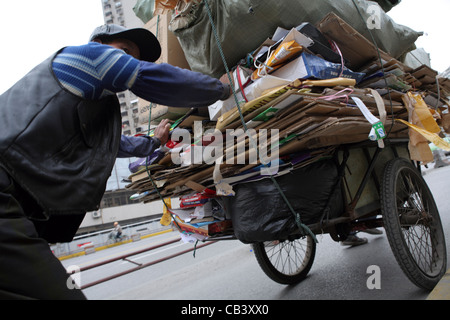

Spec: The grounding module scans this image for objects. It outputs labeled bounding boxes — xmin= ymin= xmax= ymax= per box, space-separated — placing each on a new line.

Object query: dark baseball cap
xmin=89 ymin=24 xmax=161 ymax=62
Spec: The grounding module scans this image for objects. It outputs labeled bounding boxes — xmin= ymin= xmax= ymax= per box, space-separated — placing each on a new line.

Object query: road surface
xmin=61 ymin=165 xmax=450 ymax=300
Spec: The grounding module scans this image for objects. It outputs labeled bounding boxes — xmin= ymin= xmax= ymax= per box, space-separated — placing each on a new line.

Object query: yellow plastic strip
xmin=396 ymin=119 xmax=450 ymax=151
xmin=404 ymin=92 xmax=440 ymax=133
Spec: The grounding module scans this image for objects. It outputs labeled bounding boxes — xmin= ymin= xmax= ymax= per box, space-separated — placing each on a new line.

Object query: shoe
xmin=341 ymin=235 xmax=368 ymax=246
xmin=361 ymin=228 xmax=383 ymax=235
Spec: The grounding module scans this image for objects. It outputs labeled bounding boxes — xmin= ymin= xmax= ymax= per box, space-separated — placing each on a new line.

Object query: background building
xmin=77 ymin=1 xmax=157 ymax=234
xmin=102 ymin=0 xmax=144 ymax=28
xmin=101 ymin=0 xmax=146 ymax=136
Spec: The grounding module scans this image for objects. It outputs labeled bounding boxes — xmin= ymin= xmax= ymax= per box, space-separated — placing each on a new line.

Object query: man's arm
xmin=52 ymin=43 xmax=225 ymax=157
xmin=117 ymin=135 xmax=158 ymax=158
xmin=117 ymin=119 xmax=171 ymax=158
xmin=52 ymin=43 xmax=230 ymax=105
xmin=130 ymin=61 xmax=231 ymax=108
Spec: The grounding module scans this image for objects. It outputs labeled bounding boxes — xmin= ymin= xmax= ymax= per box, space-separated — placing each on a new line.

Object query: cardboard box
xmin=208 ymin=73 xmax=291 ymax=121
xmin=138 ymin=14 xmax=192 ymax=124
xmin=316 ymin=12 xmax=391 ymax=70
xmin=180 ymin=193 xmax=211 ymax=208
xmin=145 ymin=13 xmax=190 ymax=70
xmin=272 ymin=51 xmax=365 ymax=83
xmin=174 ymin=217 xmax=232 ymax=238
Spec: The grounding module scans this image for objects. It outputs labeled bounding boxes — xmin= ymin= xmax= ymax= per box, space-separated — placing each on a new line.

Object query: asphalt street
xmin=61 ymin=165 xmax=450 ymax=300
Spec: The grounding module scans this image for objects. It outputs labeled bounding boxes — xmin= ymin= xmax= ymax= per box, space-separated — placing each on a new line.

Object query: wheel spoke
xmin=382 ymin=158 xmax=446 ymax=289
xmin=394 ymin=166 xmax=443 ymax=277
xmin=264 ymin=237 xmax=309 ymax=276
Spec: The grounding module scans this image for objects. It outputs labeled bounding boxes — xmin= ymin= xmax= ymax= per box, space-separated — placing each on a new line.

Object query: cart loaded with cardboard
xmin=128 ymin=0 xmax=450 ymax=290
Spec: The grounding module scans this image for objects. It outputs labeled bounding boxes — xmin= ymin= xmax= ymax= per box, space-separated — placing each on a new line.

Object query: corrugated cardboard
xmin=145 ymin=13 xmax=190 ymax=69
xmin=139 ymin=14 xmax=192 ymax=124
xmin=316 ymin=12 xmax=391 ymax=70
xmin=126 ymin=12 xmax=444 ymax=204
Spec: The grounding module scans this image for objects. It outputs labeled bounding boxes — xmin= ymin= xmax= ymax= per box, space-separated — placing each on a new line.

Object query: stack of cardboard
xmin=170 ymin=189 xmax=232 ymax=242
xmin=126 ymin=12 xmax=450 ymax=235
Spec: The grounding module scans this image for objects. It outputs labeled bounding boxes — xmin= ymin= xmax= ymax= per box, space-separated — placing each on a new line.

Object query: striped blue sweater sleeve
xmin=52 ymin=42 xmax=230 ymax=106
xmin=52 ymin=42 xmax=139 ymax=100
xmin=131 ymin=61 xmax=230 ymax=108
xmin=51 ymin=42 xmax=230 ymax=158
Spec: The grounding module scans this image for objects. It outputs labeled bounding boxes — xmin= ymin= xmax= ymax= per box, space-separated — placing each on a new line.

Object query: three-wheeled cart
xmin=208 ymin=138 xmax=447 ymax=291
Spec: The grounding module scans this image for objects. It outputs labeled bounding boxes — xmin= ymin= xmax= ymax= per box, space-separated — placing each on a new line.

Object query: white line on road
xmin=119 ymin=242 xmax=188 ymax=265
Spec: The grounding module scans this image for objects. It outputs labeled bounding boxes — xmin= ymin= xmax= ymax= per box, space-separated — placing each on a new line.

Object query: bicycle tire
xmin=252 ymin=235 xmax=316 ymax=285
xmin=381 ymin=158 xmax=447 ymax=290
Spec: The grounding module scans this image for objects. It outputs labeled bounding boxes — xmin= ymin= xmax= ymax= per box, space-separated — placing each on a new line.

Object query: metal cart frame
xmin=207 ymin=138 xmax=447 ymax=291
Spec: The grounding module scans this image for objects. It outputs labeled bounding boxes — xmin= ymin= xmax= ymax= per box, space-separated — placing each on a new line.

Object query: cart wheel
xmin=252 ymin=235 xmax=316 ymax=285
xmin=381 ymin=158 xmax=447 ymax=290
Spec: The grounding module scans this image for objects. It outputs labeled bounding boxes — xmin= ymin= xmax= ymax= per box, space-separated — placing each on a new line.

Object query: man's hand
xmin=153 ymin=119 xmax=171 ymax=146
xmin=220 ymin=72 xmax=233 ymax=99
xmin=219 ymin=72 xmax=232 ymax=86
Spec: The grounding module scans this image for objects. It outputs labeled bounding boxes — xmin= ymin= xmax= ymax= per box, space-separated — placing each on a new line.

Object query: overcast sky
xmin=388 ymin=0 xmax=450 ymax=73
xmin=0 ymin=0 xmax=449 ymax=95
xmin=0 ymin=1 xmax=104 ymax=94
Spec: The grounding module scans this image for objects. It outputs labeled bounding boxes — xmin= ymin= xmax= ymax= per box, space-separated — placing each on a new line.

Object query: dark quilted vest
xmin=0 ymin=49 xmax=122 ymax=223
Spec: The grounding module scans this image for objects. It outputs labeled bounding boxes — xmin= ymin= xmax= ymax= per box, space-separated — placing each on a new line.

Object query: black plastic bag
xmin=224 ymin=159 xmax=343 ymax=243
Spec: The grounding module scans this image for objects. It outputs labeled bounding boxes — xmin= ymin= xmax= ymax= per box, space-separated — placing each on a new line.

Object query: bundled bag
xmin=158 ymin=0 xmax=419 ymax=78
xmin=134 ymin=0 xmax=402 ymax=23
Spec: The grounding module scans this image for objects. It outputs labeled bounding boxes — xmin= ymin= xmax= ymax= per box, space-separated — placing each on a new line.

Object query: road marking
xmin=120 ymin=242 xmax=187 ymax=265
xmin=64 ymin=235 xmax=182 ymax=269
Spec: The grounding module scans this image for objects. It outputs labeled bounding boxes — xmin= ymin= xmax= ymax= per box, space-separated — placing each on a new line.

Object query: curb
xmin=427 ymin=268 xmax=450 ymax=300
xmin=57 ymin=229 xmax=174 ymax=261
